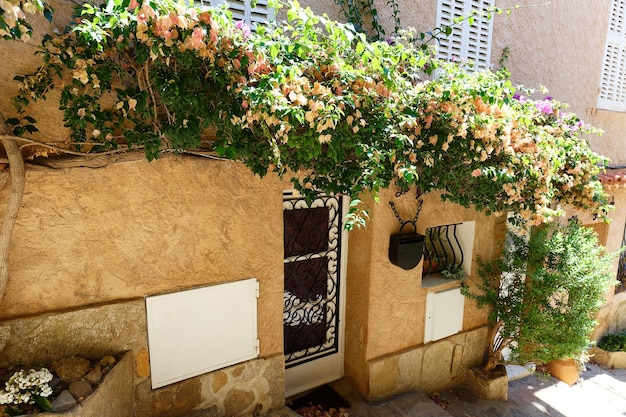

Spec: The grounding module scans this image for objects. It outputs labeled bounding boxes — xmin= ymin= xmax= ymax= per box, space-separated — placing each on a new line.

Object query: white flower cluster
xmin=0 ymin=368 xmax=53 ymax=406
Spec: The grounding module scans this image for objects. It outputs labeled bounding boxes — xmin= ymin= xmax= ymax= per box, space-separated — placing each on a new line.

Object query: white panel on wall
xmin=424 ymin=287 xmax=465 ymax=343
xmin=146 ymin=278 xmax=259 ymax=389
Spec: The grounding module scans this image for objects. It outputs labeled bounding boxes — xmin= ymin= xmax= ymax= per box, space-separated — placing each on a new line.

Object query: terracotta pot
xmin=422 ymin=260 xmax=439 ymax=274
xmin=547 ymin=358 xmax=579 ymax=385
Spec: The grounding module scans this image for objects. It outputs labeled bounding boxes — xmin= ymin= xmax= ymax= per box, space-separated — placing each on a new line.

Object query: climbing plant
xmin=4 ymin=0 xmax=612 ymax=230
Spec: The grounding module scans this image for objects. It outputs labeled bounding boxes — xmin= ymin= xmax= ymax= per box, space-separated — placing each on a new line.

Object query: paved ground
xmin=442 ymin=363 xmax=626 ymax=417
xmin=274 ymin=362 xmax=626 ymax=417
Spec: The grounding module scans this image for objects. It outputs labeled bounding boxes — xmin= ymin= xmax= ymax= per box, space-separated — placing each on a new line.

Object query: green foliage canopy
xmin=7 ymin=0 xmax=613 ymax=227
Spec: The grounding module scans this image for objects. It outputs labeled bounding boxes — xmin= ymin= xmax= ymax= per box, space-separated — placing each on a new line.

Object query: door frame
xmin=283 ymin=191 xmax=348 ymax=398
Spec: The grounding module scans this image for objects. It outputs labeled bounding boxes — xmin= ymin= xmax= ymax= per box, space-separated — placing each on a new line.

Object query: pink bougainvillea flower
xmin=191 ymin=27 xmax=205 ymax=49
xmin=128 ymin=0 xmax=139 ymax=11
xmin=235 ymin=20 xmax=251 ymax=37
xmin=535 ymin=99 xmax=553 ymax=114
xmin=137 ymin=4 xmax=156 ymax=24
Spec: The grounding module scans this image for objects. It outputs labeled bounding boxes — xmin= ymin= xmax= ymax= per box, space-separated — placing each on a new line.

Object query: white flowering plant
xmin=0 ymin=368 xmax=54 ymax=414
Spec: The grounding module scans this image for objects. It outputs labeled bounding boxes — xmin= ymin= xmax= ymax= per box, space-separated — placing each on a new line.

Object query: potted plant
xmin=592 ymin=330 xmax=626 ymax=368
xmin=462 ymin=216 xmax=615 ymax=394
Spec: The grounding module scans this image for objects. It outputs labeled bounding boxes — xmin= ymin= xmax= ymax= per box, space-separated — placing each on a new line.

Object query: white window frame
xmin=598 ymin=0 xmax=626 ymax=112
xmin=191 ymin=0 xmax=274 ymax=27
xmin=435 ymin=0 xmax=495 ymax=70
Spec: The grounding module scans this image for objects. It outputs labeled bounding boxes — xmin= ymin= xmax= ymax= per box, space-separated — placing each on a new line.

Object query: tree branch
xmin=0 ymin=116 xmax=25 ymax=302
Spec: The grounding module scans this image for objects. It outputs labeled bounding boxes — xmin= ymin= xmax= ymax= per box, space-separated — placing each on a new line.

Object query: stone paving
xmin=271 ymin=362 xmax=626 ymax=417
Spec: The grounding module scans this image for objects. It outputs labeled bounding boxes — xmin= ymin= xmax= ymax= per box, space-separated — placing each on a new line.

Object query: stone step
xmin=346 ymin=390 xmax=453 ymax=417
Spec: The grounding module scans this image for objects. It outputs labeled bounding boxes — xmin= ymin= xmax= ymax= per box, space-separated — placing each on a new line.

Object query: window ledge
xmin=422 ymin=274 xmax=462 ymax=292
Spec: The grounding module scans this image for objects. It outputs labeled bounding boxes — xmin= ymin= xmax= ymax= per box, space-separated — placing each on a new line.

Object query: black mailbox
xmin=389 ymin=223 xmax=425 ymax=270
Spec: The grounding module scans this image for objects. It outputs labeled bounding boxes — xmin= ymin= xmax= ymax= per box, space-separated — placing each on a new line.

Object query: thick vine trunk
xmin=0 ymin=116 xmax=25 ymax=302
xmin=482 ymin=320 xmax=505 ymax=376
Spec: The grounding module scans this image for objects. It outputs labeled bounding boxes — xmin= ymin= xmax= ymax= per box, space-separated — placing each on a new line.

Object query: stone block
xmin=69 ymin=379 xmax=93 ymax=399
xmin=369 ymin=355 xmax=399 ymax=400
xmin=51 ymin=390 xmax=78 ymax=412
xmin=53 ymin=356 xmax=91 ymax=383
xmin=39 ymin=351 xmax=135 ymax=417
xmin=461 ymin=327 xmax=489 ymax=368
xmin=0 ymin=301 xmax=147 ymax=368
xmin=420 ymin=340 xmax=454 ymax=393
xmin=135 ymin=347 xmax=150 ymax=379
xmin=224 ymin=389 xmax=255 ymax=416
xmin=397 ymin=347 xmax=423 ymax=390
xmin=261 ymin=355 xmax=285 ymax=410
xmin=592 ymin=347 xmax=626 ymax=369
xmin=464 ymin=365 xmax=508 ymax=401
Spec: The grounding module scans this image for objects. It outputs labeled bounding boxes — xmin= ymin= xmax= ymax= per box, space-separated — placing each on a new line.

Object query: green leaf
xmin=35 ymin=396 xmax=53 ymax=412
xmin=44 ymin=6 xmax=54 ymax=23
xmin=24 ymin=125 xmax=39 ymax=133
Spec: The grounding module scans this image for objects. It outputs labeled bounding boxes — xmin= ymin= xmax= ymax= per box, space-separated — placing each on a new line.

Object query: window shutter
xmin=195 ymin=0 xmax=273 ymax=27
xmin=436 ymin=0 xmax=494 ymax=70
xmin=598 ymin=0 xmax=626 ymax=111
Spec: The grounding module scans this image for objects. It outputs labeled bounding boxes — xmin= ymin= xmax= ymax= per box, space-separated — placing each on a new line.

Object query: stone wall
xmin=140 ymin=356 xmax=284 ymax=417
xmin=37 ymin=352 xmax=136 ymax=417
xmin=595 ymin=292 xmax=626 ymax=342
xmin=367 ymin=327 xmax=488 ymax=401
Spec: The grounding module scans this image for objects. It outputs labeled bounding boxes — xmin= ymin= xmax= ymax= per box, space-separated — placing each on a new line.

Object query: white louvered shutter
xmin=194 ymin=0 xmax=274 ymax=27
xmin=599 ymin=0 xmax=626 ymax=111
xmin=436 ymin=0 xmax=494 ymax=70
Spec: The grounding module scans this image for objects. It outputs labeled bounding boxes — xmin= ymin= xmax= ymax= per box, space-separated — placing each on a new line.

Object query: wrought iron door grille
xmin=283 ymin=194 xmax=343 ymax=368
xmin=617 ymin=221 xmax=626 ymax=293
xmin=422 ymin=223 xmax=464 ymax=275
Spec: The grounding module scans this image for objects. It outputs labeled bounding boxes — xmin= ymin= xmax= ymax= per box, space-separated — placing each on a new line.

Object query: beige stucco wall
xmin=343 ymin=187 xmax=504 ymax=399
xmin=0 ymin=157 xmax=286 ymax=358
xmin=0 ymin=4 xmax=290 ymax=415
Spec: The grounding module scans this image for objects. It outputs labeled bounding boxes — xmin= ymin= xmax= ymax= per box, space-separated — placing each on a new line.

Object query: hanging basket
xmin=389 ymin=222 xmax=425 ymax=270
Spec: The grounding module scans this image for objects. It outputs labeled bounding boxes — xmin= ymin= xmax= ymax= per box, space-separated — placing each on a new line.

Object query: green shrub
xmin=463 ymin=217 xmax=616 ymax=374
xmin=598 ymin=332 xmax=626 ymax=352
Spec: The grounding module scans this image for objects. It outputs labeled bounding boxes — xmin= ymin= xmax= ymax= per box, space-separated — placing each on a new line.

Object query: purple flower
xmin=535 ymin=99 xmax=553 ymax=114
xmin=513 ymin=92 xmax=526 ymax=103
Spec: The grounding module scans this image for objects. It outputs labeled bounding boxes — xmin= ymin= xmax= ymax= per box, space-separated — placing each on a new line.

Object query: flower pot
xmin=591 ymin=346 xmax=626 ymax=369
xmin=389 ymin=223 xmax=425 ymax=270
xmin=464 ymin=364 xmax=508 ymax=401
xmin=547 ymin=358 xmax=579 ymax=385
xmin=422 ymin=259 xmax=439 ymax=274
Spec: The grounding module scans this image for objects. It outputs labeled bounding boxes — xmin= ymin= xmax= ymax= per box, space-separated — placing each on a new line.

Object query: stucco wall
xmin=343 ymin=187 xmax=504 ymax=399
xmin=0 ymin=156 xmax=288 ymax=416
xmin=0 ymin=157 xmax=285 ymax=358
